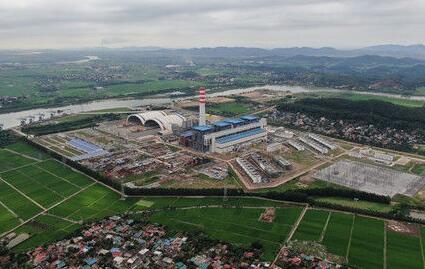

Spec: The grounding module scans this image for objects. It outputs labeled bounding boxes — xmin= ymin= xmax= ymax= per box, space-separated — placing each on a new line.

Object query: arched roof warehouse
xmin=126 ymin=111 xmax=186 ymax=132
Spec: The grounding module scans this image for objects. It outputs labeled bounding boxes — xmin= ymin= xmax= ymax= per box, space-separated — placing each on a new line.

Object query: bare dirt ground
xmin=387 ymin=220 xmax=420 ymax=236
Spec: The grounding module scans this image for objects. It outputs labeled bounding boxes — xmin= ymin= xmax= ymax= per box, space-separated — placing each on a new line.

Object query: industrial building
xmin=308 ymin=133 xmax=337 ymax=150
xmin=299 ymin=137 xmax=329 ymax=154
xmin=273 ymin=156 xmax=293 ymax=170
xmin=236 ymin=156 xmax=264 ymax=184
xmin=179 ymin=87 xmax=268 ymax=153
xmin=287 ymin=140 xmax=305 ymax=151
xmin=126 ymin=110 xmax=192 ymax=134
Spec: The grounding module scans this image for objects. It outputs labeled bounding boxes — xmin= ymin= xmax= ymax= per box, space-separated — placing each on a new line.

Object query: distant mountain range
xmin=106 ymin=44 xmax=425 ymax=59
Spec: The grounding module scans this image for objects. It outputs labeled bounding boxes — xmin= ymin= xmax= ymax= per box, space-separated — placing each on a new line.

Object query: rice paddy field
xmin=0 ymin=142 xmax=139 ymax=252
xmin=149 ymin=205 xmax=425 ymax=268
xmin=149 ymin=206 xmax=304 ymax=260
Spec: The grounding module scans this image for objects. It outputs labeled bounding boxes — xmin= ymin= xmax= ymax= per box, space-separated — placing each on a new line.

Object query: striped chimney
xmin=199 ymin=87 xmax=206 ymax=125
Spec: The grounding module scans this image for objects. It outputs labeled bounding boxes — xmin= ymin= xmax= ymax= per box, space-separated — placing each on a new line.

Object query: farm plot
xmin=386 ymin=231 xmax=423 ymax=269
xmin=322 ymin=212 xmax=354 ymax=257
xmin=292 ymin=209 xmax=330 ymax=241
xmin=12 ymin=214 xmax=80 ymax=253
xmin=149 ymin=207 xmax=303 ymax=260
xmin=36 ymin=159 xmax=93 ymax=187
xmin=348 ymin=216 xmax=385 ymax=269
xmin=0 ymin=149 xmax=36 ymax=172
xmin=0 ymin=180 xmax=43 ymax=220
xmin=6 ymin=142 xmax=49 ymax=160
xmin=1 ymin=166 xmax=77 ymax=208
xmin=135 ymin=196 xmax=297 ymax=210
xmin=0 ymin=203 xmax=21 ymax=235
xmin=48 ymin=184 xmax=136 ymax=222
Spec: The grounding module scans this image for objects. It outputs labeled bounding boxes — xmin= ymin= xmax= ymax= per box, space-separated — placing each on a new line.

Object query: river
xmin=1 ymin=85 xmax=425 ymax=129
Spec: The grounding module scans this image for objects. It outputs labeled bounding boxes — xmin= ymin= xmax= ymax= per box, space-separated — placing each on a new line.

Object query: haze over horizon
xmin=1 ymin=0 xmax=424 ymax=50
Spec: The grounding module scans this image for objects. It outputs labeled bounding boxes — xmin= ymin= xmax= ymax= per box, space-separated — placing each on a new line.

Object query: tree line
xmin=278 ymin=98 xmax=425 ymax=131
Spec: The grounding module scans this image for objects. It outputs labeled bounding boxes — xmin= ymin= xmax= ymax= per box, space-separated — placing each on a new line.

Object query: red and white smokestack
xmin=199 ymin=87 xmax=206 ymax=125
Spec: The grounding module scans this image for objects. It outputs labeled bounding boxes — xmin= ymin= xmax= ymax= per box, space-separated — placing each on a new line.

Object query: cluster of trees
xmin=279 ymin=98 xmax=425 ymax=131
xmin=124 ymin=186 xmax=244 ymax=196
xmin=22 ymin=114 xmax=121 ymax=136
xmin=0 ymin=130 xmax=17 ymax=147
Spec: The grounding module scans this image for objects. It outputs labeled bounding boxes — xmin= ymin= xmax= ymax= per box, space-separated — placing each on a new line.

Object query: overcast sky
xmin=0 ymin=0 xmax=424 ymax=49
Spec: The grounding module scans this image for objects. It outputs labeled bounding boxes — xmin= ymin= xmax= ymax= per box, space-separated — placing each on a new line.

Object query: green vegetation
xmin=411 ymin=162 xmax=425 ymax=175
xmin=0 ymin=130 xmax=18 ymax=147
xmin=135 ymin=196 xmax=295 ymax=210
xmin=314 ymin=197 xmax=393 ymax=213
xmin=386 ymin=231 xmax=423 ymax=269
xmin=293 ymin=209 xmax=329 ymax=241
xmin=279 ymin=98 xmax=425 ymax=131
xmin=104 ymin=80 xmax=199 ymax=96
xmin=415 ymin=86 xmax=425 ymax=96
xmin=348 ymin=216 xmax=385 ymax=269
xmin=0 ymin=180 xmax=43 ymax=220
xmin=306 ymin=92 xmax=425 ymax=108
xmin=1 ymin=165 xmax=79 ymax=208
xmin=322 ymin=212 xmax=353 ymax=257
xmin=6 ymin=141 xmax=49 ymax=160
xmin=37 ymin=160 xmax=93 ymax=187
xmin=12 ymin=214 xmax=80 ymax=253
xmin=48 ymin=184 xmax=137 ymax=222
xmin=0 ymin=203 xmax=21 ymax=235
xmin=149 ymin=207 xmax=303 ymax=260
xmin=0 ymin=149 xmax=36 ymax=172
xmin=22 ymin=113 xmax=121 ymax=135
xmin=209 ymin=102 xmax=251 ymax=116
xmin=342 ymin=93 xmax=424 ymax=108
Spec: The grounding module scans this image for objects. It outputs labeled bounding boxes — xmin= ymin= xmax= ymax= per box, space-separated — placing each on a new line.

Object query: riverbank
xmin=2 ymin=84 xmax=425 ymax=129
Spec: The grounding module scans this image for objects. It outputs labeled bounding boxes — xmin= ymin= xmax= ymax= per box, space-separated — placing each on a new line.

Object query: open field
xmin=303 ymin=91 xmax=425 ymax=108
xmin=322 ymin=212 xmax=353 ymax=257
xmin=0 ymin=149 xmax=36 ymax=172
xmin=209 ymin=102 xmax=251 ymax=116
xmin=349 ymin=216 xmax=385 ymax=269
xmin=0 ymin=203 xmax=21 ymax=235
xmin=36 ymin=159 xmax=93 ymax=187
xmin=386 ymin=231 xmax=423 ymax=269
xmin=292 ymin=209 xmax=329 ymax=241
xmin=1 ymin=164 xmax=81 ymax=208
xmin=314 ymin=197 xmax=393 ymax=213
xmin=48 ymin=184 xmax=137 ymax=222
xmin=149 ymin=206 xmax=303 ymax=260
xmin=134 ymin=196 xmax=297 ymax=210
xmin=0 ymin=143 xmax=142 ymax=251
xmin=0 ymin=180 xmax=43 ymax=220
xmin=6 ymin=141 xmax=49 ymax=160
xmin=12 ymin=214 xmax=80 ymax=253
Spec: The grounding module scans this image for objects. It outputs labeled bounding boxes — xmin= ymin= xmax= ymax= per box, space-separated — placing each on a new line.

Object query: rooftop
xmin=213 ymin=121 xmax=232 ymax=127
xmin=223 ymin=118 xmax=245 ymax=125
xmin=240 ymin=115 xmax=258 ymax=121
xmin=216 ymin=128 xmax=265 ymax=144
xmin=192 ymin=125 xmax=214 ymax=132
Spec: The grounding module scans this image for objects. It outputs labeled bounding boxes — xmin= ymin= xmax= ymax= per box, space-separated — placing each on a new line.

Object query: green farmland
xmin=322 ymin=212 xmax=354 ymax=257
xmin=0 ymin=149 xmax=36 ymax=172
xmin=386 ymin=231 xmax=423 ymax=269
xmin=293 ymin=209 xmax=330 ymax=241
xmin=149 ymin=206 xmax=304 ymax=260
xmin=0 ymin=142 xmax=139 ymax=252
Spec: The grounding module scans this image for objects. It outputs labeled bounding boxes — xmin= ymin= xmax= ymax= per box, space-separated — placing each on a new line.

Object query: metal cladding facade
xmin=199 ymin=87 xmax=206 ymax=126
